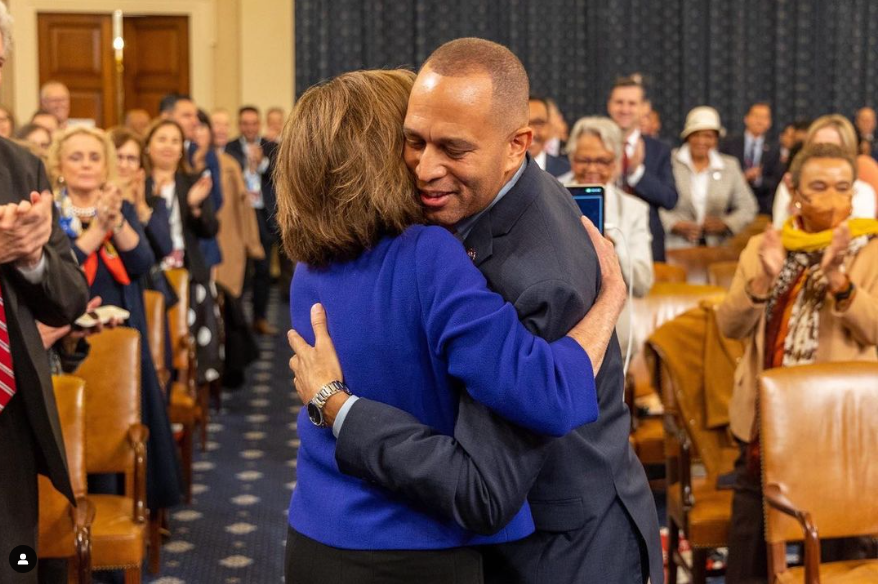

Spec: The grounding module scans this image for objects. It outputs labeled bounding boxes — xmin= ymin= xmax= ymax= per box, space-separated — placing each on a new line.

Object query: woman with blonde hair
xmin=277 ymin=68 xmax=626 ymax=583
xmin=47 ymin=126 xmax=182 ymax=513
xmin=773 ymin=114 xmax=878 ymax=225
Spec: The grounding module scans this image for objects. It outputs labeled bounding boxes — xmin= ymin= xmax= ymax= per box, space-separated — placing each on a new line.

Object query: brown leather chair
xmin=653 ymin=261 xmax=688 ymax=285
xmin=39 ymin=375 xmax=94 ymax=584
xmin=76 ymin=328 xmax=148 ymax=583
xmin=626 ymin=283 xmax=725 ymax=473
xmin=707 ymin=261 xmax=738 ymax=291
xmin=142 ymin=290 xmax=168 ymax=391
xmin=165 ymin=268 xmax=199 ymax=504
xmin=726 ymin=214 xmax=770 ymax=254
xmin=645 ymin=305 xmax=738 ymax=584
xmin=760 ymin=363 xmax=878 ymax=584
xmin=666 ymin=246 xmax=740 ymax=285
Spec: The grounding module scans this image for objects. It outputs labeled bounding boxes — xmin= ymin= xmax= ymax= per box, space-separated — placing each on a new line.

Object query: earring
xmin=795 ymin=202 xmax=802 ymax=210
xmin=58 ymin=176 xmax=65 ymax=184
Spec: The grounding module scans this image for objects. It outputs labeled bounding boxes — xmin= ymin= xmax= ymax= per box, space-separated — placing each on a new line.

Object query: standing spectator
xmin=663 ymin=106 xmax=757 ymax=248
xmin=558 ymin=116 xmax=654 ymax=353
xmin=124 ymin=108 xmax=152 ymax=138
xmin=14 ymin=123 xmax=52 ymax=159
xmin=210 ymin=108 xmax=232 ymax=149
xmin=0 ymin=7 xmax=89 ymax=578
xmin=264 ymin=106 xmax=285 ymax=143
xmin=854 ymin=106 xmax=877 ymax=158
xmin=31 ymin=110 xmax=59 ymax=134
xmin=0 ymin=104 xmax=14 ymax=137
xmin=778 ymin=119 xmax=811 ymax=168
xmin=224 ymin=105 xmax=279 ymax=335
xmin=161 ymin=93 xmax=224 ymax=269
xmin=721 ymin=102 xmax=783 ymax=216
xmin=607 ymin=76 xmax=678 ymax=261
xmin=640 ymin=102 xmax=662 ymax=139
xmin=46 ymin=126 xmax=182 ymax=521
xmin=528 ymin=96 xmax=570 ymax=177
xmin=773 ymin=115 xmax=878 ymax=226
xmin=39 ymin=81 xmax=70 ymax=130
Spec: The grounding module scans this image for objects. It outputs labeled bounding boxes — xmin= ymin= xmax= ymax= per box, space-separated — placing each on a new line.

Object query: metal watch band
xmin=311 ymin=380 xmax=350 ymax=409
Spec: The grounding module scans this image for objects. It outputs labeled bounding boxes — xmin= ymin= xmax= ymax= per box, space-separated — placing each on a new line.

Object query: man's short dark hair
xmin=792 ymin=118 xmax=813 ymax=132
xmin=528 ymin=95 xmax=549 ymax=113
xmin=748 ymin=102 xmax=772 ymax=114
xmin=238 ymin=105 xmax=260 ymax=118
xmin=31 ymin=109 xmax=55 ymax=121
xmin=423 ymin=38 xmax=529 ymax=132
xmin=160 ymin=93 xmax=193 ymax=114
xmin=609 ymin=76 xmax=646 ymax=100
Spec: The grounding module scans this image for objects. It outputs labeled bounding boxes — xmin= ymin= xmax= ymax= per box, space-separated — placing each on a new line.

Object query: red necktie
xmin=621 ymin=148 xmax=635 ymax=194
xmin=0 ymin=281 xmax=17 ymax=414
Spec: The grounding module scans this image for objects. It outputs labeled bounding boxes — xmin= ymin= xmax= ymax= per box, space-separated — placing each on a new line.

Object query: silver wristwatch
xmin=307 ymin=380 xmax=351 ymax=427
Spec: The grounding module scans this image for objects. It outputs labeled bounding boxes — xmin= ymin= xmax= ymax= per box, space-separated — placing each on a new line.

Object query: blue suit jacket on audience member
xmin=334 ymin=157 xmax=663 ymax=584
xmin=224 ymin=137 xmax=279 ymax=237
xmin=545 ymin=153 xmax=571 ymax=178
xmin=634 ymin=136 xmax=678 ymax=262
xmin=188 ymin=143 xmax=224 ymax=267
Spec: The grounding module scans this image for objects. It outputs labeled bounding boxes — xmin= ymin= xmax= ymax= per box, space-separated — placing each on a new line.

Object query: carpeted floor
xmin=148 ymin=288 xmax=297 ymax=584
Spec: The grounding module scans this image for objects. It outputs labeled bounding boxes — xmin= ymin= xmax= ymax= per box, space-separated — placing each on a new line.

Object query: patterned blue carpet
xmin=148 ymin=288 xmax=297 ymax=584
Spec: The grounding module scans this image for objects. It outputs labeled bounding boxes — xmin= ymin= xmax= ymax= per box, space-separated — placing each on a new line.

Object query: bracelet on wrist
xmin=832 ymin=279 xmax=855 ymax=303
xmin=745 ymin=278 xmax=770 ymax=304
xmin=113 ymin=218 xmax=126 ymax=234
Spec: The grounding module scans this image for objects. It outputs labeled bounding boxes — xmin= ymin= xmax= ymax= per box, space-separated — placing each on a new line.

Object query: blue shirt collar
xmin=453 ymin=159 xmax=527 ymax=242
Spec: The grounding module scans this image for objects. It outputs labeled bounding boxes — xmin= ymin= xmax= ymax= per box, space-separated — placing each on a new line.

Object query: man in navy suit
xmin=289 ymin=38 xmax=662 ymax=584
xmin=607 ymin=77 xmax=678 ymax=262
xmin=529 ymin=96 xmax=571 ymax=178
xmin=721 ymin=102 xmax=783 ymax=216
xmin=224 ymin=106 xmax=279 ymax=335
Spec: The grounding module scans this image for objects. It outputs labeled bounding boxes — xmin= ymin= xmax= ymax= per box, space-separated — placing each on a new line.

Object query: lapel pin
xmin=467 ymin=248 xmax=477 ymax=262
xmin=712 ymin=171 xmax=722 ymax=181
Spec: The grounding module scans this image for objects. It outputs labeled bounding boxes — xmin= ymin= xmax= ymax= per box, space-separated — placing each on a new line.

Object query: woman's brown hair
xmin=274 ymin=69 xmax=423 ymax=267
xmin=141 ymin=118 xmax=191 ymax=176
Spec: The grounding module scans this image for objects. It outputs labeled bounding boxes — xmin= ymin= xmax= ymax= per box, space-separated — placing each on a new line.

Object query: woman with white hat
xmin=662 ymin=106 xmax=758 ymax=248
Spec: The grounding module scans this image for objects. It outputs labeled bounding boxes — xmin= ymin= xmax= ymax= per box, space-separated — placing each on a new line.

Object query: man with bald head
xmin=39 ymin=81 xmax=70 ymax=130
xmin=294 ymin=37 xmax=662 ymax=584
xmin=855 ymin=106 xmax=877 ymax=159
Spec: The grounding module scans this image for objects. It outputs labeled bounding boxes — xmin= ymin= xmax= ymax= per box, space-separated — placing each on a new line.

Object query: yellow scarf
xmin=781 ymin=217 xmax=878 ymax=252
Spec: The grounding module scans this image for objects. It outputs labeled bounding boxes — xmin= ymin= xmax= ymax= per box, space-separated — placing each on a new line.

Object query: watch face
xmin=307 ymin=402 xmax=324 ymax=427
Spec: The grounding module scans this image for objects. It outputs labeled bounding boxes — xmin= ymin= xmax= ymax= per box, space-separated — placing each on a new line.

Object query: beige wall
xmin=4 ymin=0 xmax=294 ymax=124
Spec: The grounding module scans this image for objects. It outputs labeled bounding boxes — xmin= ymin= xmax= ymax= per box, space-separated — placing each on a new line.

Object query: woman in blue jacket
xmin=275 ymin=70 xmax=623 ymax=583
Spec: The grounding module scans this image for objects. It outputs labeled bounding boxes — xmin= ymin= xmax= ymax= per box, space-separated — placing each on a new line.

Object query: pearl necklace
xmin=70 ymin=204 xmax=97 ymax=218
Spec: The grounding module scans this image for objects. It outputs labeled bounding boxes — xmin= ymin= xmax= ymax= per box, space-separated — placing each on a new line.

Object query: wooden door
xmin=37 ymin=13 xmax=115 ymax=127
xmin=123 ymin=16 xmax=190 ymax=118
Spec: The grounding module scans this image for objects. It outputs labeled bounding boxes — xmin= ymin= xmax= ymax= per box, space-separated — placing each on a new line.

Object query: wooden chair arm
xmin=764 ymin=483 xmax=821 ymax=584
xmin=127 ymin=423 xmax=150 ymax=524
xmin=70 ymin=497 xmax=94 ymax=584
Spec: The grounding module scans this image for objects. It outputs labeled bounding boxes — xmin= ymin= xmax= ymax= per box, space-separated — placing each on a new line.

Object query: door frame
xmin=11 ymin=0 xmax=215 ymax=121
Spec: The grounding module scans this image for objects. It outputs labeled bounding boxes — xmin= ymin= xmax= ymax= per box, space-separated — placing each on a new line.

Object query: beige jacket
xmin=215 ymin=152 xmax=265 ymax=297
xmin=716 ymin=233 xmax=878 ymax=441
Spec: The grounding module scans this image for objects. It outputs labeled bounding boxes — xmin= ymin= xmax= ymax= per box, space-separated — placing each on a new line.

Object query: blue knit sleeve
xmin=117 ymin=201 xmax=156 ymax=279
xmin=413 ymin=226 xmax=597 ymax=437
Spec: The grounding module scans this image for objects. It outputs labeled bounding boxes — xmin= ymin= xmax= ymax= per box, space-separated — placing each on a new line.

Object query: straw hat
xmin=680 ymin=106 xmax=726 ymax=141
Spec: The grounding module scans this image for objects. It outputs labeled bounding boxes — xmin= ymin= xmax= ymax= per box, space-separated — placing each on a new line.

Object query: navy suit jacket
xmin=334 ymin=157 xmax=663 ymax=583
xmin=224 ymin=137 xmax=279 ymax=235
xmin=630 ymin=136 xmax=678 ymax=262
xmin=721 ymin=134 xmax=782 ymax=216
xmin=544 ymin=153 xmax=571 ymax=178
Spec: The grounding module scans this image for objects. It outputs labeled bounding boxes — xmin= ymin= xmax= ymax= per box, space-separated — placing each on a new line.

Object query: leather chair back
xmin=760 ymin=362 xmax=878 ymax=543
xmin=707 ymin=261 xmax=737 ymax=291
xmin=653 ymin=262 xmax=687 ymax=285
xmin=77 ymin=328 xmax=141 ymax=478
xmin=142 ymin=289 xmax=166 ymax=379
xmin=165 ymin=268 xmax=190 ymax=373
xmin=38 ymin=375 xmax=87 ymax=558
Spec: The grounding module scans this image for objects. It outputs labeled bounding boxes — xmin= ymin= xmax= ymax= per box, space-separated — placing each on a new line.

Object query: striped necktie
xmin=0 ymin=281 xmax=17 ymax=414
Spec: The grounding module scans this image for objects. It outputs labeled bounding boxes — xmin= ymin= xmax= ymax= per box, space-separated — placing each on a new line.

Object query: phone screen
xmin=566 ymin=185 xmax=605 ymax=234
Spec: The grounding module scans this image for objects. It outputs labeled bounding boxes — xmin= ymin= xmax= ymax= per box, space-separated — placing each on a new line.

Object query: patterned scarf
xmin=764 ymin=219 xmax=875 ymax=368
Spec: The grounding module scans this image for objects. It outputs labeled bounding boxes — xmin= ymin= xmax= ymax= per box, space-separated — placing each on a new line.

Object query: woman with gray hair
xmin=558 ymin=116 xmax=654 ymax=354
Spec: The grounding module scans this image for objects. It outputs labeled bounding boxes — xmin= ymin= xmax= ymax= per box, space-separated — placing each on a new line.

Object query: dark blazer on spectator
xmin=0 ymin=139 xmax=90 ymax=503
xmin=146 ymin=173 xmax=219 ymax=284
xmin=721 ymin=134 xmax=783 ymax=216
xmin=224 ymin=136 xmax=279 ymax=233
xmin=334 ymin=156 xmax=662 ymax=584
xmin=544 ymin=153 xmax=571 ymax=178
xmin=630 ymin=135 xmax=678 ymax=262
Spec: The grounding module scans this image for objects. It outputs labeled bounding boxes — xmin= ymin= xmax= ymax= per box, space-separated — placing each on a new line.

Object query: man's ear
xmin=507 ymin=126 xmax=532 ymax=172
